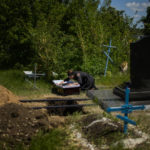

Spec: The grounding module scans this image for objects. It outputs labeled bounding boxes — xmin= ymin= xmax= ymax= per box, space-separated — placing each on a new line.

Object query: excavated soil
xmin=0 ymin=85 xmax=83 ymax=116
xmin=0 ymin=103 xmax=50 ymax=147
xmin=0 ymin=85 xmax=19 ymax=106
xmin=0 ymin=85 xmax=84 ymax=148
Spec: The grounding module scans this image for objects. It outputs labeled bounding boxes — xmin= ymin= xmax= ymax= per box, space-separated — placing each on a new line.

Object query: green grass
xmin=0 ymin=70 xmax=51 ymax=96
xmin=0 ymin=69 xmax=130 ymax=97
xmin=95 ymin=72 xmax=130 ymax=87
xmin=28 ymin=129 xmax=71 ymax=150
xmin=0 ymin=128 xmax=78 ymax=150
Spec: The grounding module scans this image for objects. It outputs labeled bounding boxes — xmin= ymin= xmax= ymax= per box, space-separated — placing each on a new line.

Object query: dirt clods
xmin=0 ymin=103 xmax=50 ymax=147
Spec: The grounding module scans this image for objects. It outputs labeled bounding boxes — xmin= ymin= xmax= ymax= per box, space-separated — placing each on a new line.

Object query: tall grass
xmin=28 ymin=129 xmax=68 ymax=150
xmin=0 ymin=70 xmax=130 ymax=97
xmin=0 ymin=70 xmax=50 ymax=96
xmin=1 ymin=129 xmax=78 ymax=150
xmin=95 ymin=72 xmax=130 ymax=87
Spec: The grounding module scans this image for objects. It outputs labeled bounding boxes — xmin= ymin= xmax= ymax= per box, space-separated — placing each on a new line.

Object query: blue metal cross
xmin=107 ymin=87 xmax=145 ymax=134
xmin=103 ymin=39 xmax=116 ymax=76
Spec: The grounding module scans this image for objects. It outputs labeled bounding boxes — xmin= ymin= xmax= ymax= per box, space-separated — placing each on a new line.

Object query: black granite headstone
xmin=114 ymin=36 xmax=150 ymax=100
xmin=130 ymin=36 xmax=150 ymax=90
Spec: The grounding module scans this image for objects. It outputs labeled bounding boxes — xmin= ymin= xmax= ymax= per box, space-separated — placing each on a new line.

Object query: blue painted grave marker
xmin=103 ymin=40 xmax=116 ymax=76
xmin=107 ymin=87 xmax=145 ymax=134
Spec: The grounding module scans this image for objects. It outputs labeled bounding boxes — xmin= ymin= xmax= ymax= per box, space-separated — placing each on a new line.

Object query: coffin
xmin=52 ymin=80 xmax=80 ymax=96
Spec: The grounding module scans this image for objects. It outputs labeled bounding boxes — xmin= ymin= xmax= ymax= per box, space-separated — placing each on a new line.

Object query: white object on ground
xmin=52 ymin=72 xmax=58 ymax=76
xmin=113 ymin=125 xmax=149 ymax=149
xmin=84 ymin=117 xmax=118 ymax=129
xmin=23 ymin=71 xmax=33 ymax=75
xmin=52 ymin=80 xmax=80 ymax=88
xmin=69 ymin=124 xmax=98 ymax=150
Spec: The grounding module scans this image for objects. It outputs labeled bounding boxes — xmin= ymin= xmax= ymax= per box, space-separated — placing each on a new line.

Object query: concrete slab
xmin=87 ymin=89 xmax=150 ymax=111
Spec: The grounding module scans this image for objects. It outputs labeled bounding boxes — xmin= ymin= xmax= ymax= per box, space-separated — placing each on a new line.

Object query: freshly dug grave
xmin=47 ymin=100 xmax=83 ymax=116
xmin=0 ymin=103 xmax=50 ymax=147
xmin=0 ymin=85 xmax=19 ymax=106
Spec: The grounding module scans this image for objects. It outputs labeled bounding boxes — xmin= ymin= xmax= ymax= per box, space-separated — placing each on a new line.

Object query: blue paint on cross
xmin=106 ymin=87 xmax=145 ymax=134
xmin=103 ymin=39 xmax=116 ymax=76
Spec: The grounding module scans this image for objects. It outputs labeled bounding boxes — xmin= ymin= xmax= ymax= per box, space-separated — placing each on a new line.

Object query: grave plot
xmin=85 ymin=86 xmax=150 ymax=148
xmin=77 ymin=113 xmax=149 ymax=149
xmin=87 ymin=89 xmax=150 ymax=111
xmin=114 ymin=36 xmax=150 ymax=100
xmin=20 ymin=97 xmax=96 ymax=116
xmin=106 ymin=87 xmax=145 ymax=134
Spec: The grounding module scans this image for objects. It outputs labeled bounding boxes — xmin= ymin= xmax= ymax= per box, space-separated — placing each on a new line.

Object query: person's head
xmin=67 ymin=69 xmax=74 ymax=79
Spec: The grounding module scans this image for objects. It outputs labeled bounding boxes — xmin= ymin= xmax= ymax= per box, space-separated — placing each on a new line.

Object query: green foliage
xmin=0 ymin=69 xmax=129 ymax=97
xmin=0 ymin=0 xmax=34 ymax=68
xmin=0 ymin=0 xmax=135 ymax=79
xmin=0 ymin=128 xmax=78 ymax=150
xmin=28 ymin=129 xmax=67 ymax=150
xmin=95 ymin=72 xmax=130 ymax=87
xmin=141 ymin=7 xmax=150 ymax=35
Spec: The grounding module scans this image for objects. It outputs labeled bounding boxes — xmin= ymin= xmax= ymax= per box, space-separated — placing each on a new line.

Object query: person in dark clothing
xmin=64 ymin=70 xmax=98 ymax=90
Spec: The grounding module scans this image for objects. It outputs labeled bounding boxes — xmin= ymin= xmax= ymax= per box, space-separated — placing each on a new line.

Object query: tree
xmin=0 ymin=0 xmax=34 ymax=68
xmin=141 ymin=7 xmax=150 ymax=35
xmin=0 ymin=0 xmax=134 ymax=78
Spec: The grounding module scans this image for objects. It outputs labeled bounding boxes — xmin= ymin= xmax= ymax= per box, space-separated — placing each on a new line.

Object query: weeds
xmin=0 ymin=70 xmax=130 ymax=97
xmin=0 ymin=128 xmax=79 ymax=150
xmin=96 ymin=72 xmax=130 ymax=87
xmin=0 ymin=70 xmax=50 ymax=96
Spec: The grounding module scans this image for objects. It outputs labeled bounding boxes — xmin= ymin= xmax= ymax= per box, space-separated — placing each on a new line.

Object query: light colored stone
xmin=113 ymin=128 xmax=149 ymax=149
xmin=114 ymin=137 xmax=147 ymax=149
xmin=84 ymin=117 xmax=118 ymax=129
xmin=69 ymin=124 xmax=98 ymax=150
xmin=101 ymin=145 xmax=109 ymax=150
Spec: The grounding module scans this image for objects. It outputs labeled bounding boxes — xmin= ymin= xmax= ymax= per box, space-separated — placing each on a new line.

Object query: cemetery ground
xmin=0 ymin=70 xmax=150 ymax=150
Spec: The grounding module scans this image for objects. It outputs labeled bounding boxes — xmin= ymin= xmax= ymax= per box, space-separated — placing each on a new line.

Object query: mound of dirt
xmin=81 ymin=115 xmax=122 ymax=138
xmin=0 ymin=85 xmax=19 ymax=106
xmin=0 ymin=103 xmax=50 ymax=147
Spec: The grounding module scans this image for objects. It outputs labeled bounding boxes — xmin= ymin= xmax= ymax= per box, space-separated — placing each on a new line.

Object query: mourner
xmin=63 ymin=70 xmax=98 ymax=90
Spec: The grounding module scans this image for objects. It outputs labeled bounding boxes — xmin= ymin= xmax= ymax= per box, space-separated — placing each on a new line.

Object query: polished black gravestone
xmin=114 ymin=36 xmax=150 ymax=100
